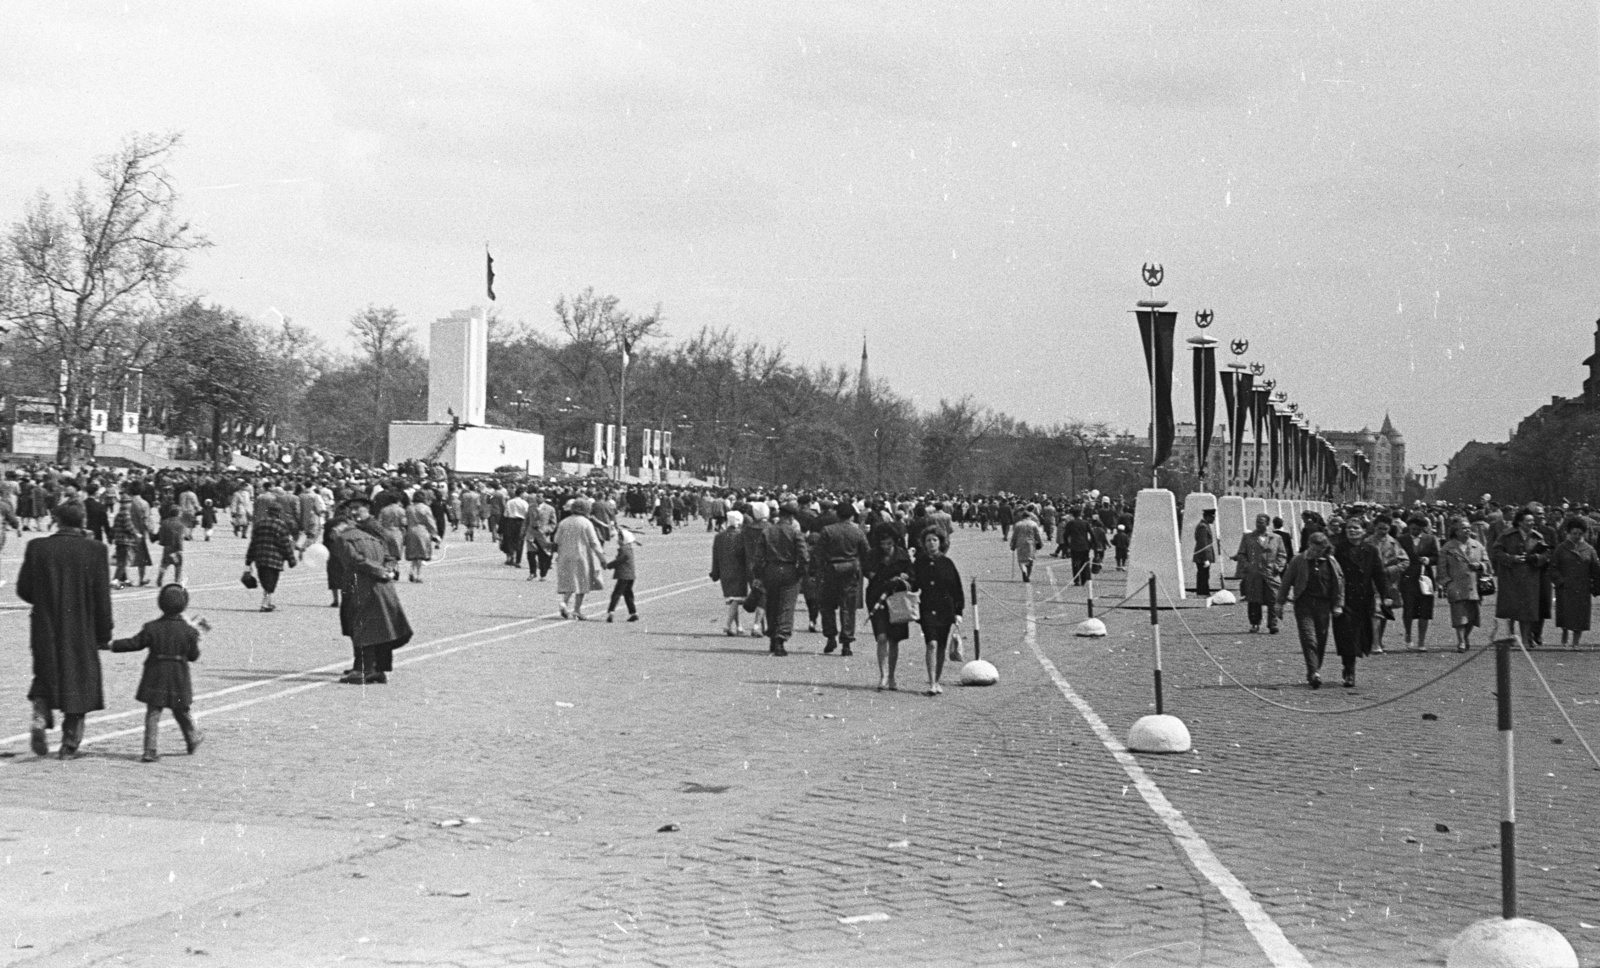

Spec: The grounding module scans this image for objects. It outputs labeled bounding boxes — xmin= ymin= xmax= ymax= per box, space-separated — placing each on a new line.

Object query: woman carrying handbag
xmin=865 ymin=524 xmax=914 ymax=691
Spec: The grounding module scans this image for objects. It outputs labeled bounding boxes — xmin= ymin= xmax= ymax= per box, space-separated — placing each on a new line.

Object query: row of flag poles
xmin=588 ymin=424 xmax=678 ymax=472
xmin=1136 ymin=267 xmax=1367 ymax=502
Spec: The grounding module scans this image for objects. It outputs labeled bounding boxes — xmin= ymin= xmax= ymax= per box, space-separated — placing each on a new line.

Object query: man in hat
xmin=1194 ymin=507 xmax=1218 ymax=596
xmin=18 ymin=502 xmax=114 ymax=757
xmin=815 ymin=500 xmax=869 ymax=656
xmin=751 ymin=501 xmax=810 ymax=656
xmin=330 ymin=497 xmax=412 ymax=684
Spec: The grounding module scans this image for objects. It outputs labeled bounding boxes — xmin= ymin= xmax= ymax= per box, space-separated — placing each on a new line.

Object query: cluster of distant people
xmin=1197 ymin=499 xmax=1600 ymax=690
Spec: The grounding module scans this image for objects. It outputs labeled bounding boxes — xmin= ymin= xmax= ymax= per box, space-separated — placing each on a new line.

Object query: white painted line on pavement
xmin=71 ymin=577 xmax=713 ymax=747
xmin=1021 ymin=581 xmax=1313 ymax=968
xmin=0 ymin=575 xmax=708 ymax=746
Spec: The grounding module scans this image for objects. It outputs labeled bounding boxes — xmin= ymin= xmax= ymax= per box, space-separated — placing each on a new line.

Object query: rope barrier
xmin=1513 ymin=637 xmax=1600 ymax=771
xmin=979 ymin=580 xmax=1151 ymax=623
xmin=1157 ymin=580 xmax=1492 ymax=715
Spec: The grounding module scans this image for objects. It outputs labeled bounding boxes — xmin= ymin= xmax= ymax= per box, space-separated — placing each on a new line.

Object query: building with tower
xmin=1323 ymin=414 xmax=1406 ymax=504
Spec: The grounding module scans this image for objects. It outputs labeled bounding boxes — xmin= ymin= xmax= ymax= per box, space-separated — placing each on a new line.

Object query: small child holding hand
xmin=105 ymin=584 xmax=205 ymax=762
xmin=604 ymin=527 xmax=640 ymax=622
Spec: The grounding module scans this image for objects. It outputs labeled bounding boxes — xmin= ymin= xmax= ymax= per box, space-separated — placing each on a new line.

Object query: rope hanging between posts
xmin=1513 ymin=638 xmax=1600 ymax=771
xmin=1156 ymin=580 xmax=1493 ymax=715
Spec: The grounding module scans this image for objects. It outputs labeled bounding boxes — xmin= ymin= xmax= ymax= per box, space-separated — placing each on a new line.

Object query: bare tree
xmin=0 ymin=132 xmax=209 ymax=456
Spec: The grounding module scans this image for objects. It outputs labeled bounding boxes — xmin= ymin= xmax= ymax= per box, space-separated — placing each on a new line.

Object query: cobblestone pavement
xmin=1 ymin=522 xmax=1596 ymax=967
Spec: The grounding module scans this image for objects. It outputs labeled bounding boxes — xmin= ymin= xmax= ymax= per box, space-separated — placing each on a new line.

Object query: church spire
xmin=857 ymin=336 xmax=871 ymax=401
xmin=1380 ymin=411 xmax=1396 ymax=436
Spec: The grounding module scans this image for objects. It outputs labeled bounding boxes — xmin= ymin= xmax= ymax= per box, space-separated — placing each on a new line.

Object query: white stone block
xmin=959 ymin=659 xmax=999 ymax=686
xmin=1127 ymin=488 xmax=1185 ymax=603
xmin=428 ymin=308 xmax=488 ymax=426
xmin=1216 ymin=495 xmax=1247 ymax=578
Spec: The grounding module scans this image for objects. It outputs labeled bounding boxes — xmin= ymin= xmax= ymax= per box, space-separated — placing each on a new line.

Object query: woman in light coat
xmin=554 ymin=497 xmax=606 ymax=620
xmin=1438 ymin=518 xmax=1488 ymax=652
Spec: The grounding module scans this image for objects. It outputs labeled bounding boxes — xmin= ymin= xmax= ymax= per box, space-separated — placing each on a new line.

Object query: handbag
xmin=742 ymin=583 xmax=763 ymax=613
xmin=240 ymin=568 xmax=258 ymax=590
xmin=1477 ymin=573 xmax=1496 ymax=597
xmin=885 ymin=589 xmax=920 ymax=625
xmin=1417 ymin=574 xmax=1434 ymax=597
xmin=947 ymin=632 xmax=965 ymax=663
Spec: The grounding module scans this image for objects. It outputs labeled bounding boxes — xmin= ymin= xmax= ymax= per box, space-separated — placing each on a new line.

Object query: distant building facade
xmin=1324 ymin=414 xmax=1406 ymax=505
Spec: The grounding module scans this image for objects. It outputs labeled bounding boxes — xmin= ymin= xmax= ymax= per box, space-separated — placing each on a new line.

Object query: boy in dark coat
xmin=605 ymin=527 xmax=639 ymax=622
xmin=105 ymin=584 xmax=202 ymax=762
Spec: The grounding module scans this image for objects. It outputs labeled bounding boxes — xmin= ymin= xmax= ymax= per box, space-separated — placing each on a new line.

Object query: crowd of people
xmin=8 ymin=451 xmax=1600 ymax=757
xmin=1216 ymin=500 xmax=1600 ymax=691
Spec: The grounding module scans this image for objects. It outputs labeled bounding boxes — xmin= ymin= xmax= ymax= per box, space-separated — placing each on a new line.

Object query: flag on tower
xmin=486 ymin=246 xmax=496 ymax=301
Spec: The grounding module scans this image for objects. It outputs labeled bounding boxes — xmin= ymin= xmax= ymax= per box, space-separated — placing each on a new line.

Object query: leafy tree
xmin=0 ymin=132 xmax=209 ymax=456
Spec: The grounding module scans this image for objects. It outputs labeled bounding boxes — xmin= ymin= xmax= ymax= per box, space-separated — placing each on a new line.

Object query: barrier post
xmin=1149 ymin=573 xmax=1164 ymax=715
xmin=1126 ymin=572 xmax=1190 ymax=753
xmin=1445 ymin=637 xmax=1577 ymax=967
xmin=970 ymin=579 xmax=981 ymax=661
xmin=957 ymin=578 xmax=998 ymax=686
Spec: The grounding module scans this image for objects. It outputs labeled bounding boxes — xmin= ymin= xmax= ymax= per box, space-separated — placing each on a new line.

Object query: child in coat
xmin=605 ymin=527 xmax=640 ymax=622
xmin=105 ymin=584 xmax=204 ymax=762
xmin=155 ymin=504 xmax=186 ymax=586
xmin=199 ymin=499 xmax=218 ymax=541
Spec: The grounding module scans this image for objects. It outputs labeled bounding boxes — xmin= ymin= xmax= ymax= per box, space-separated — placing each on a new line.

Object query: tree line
xmin=0 ymin=133 xmax=1166 ymax=496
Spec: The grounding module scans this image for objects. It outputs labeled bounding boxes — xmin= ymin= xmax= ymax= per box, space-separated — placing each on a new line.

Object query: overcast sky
xmin=3 ymin=1 xmax=1596 ymax=468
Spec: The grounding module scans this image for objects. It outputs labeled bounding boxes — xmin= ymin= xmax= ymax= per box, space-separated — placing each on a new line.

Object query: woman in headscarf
xmin=245 ymin=502 xmax=298 ymax=612
xmin=553 ymin=496 xmax=606 ymax=620
xmin=1493 ymin=508 xmax=1551 ymax=648
xmin=865 ymin=523 xmax=915 ymax=691
xmin=402 ymin=490 xmax=439 ymax=583
xmin=710 ymin=509 xmax=749 ymax=635
xmin=1330 ymin=518 xmax=1389 ymax=687
xmin=1552 ymin=517 xmax=1600 ymax=649
xmin=1438 ymin=517 xmax=1489 ymax=653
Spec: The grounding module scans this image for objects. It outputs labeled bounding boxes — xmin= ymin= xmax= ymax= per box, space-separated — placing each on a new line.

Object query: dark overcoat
xmin=1552 ymin=537 xmax=1599 ymax=632
xmin=110 ymin=616 xmax=200 ymax=708
xmin=334 ymin=520 xmax=413 ymax=650
xmin=18 ymin=529 xmax=114 ymax=715
xmin=1493 ymin=529 xmax=1549 ymax=624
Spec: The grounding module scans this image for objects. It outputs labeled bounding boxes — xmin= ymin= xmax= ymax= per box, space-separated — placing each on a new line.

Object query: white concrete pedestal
xmin=1216 ymin=495 xmax=1246 ymax=579
xmin=1447 ymin=917 xmax=1577 ymax=968
xmin=1126 ymin=714 xmax=1192 ymax=753
xmin=1127 ymin=489 xmax=1184 ymax=603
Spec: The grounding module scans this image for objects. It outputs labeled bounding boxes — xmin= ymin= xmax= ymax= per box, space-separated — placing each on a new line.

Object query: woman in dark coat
xmin=323 ymin=507 xmax=349 ymax=608
xmin=709 ymin=509 xmax=749 ymax=635
xmin=245 ymin=504 xmax=297 ymax=612
xmin=332 ymin=498 xmax=412 ymax=684
xmin=1493 ymin=509 xmax=1551 ymax=647
xmin=911 ymin=529 xmax=964 ymax=695
xmin=1332 ymin=520 xmax=1389 ymax=678
xmin=1552 ymin=517 xmax=1600 ymax=648
xmin=865 ymin=523 xmax=914 ymax=692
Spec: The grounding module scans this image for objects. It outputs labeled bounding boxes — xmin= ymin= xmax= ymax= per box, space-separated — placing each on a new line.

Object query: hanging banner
xmin=619 ymin=425 xmax=628 ymax=472
xmin=122 ymin=412 xmax=140 ymax=435
xmin=1135 ymin=308 xmax=1178 ymax=470
xmin=1190 ymin=338 xmax=1217 ymax=480
xmin=90 ymin=409 xmax=109 ymax=433
xmin=593 ymin=423 xmax=606 ymax=466
xmin=1267 ymin=406 xmax=1281 ymax=490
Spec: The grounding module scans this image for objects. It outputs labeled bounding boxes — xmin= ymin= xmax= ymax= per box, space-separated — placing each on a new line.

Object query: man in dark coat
xmin=815 ymin=501 xmax=869 ymax=656
xmin=1061 ymin=510 xmax=1093 ymax=586
xmin=332 ymin=498 xmax=413 ymax=684
xmin=18 ymin=502 xmax=114 ymax=758
xmin=1193 ymin=508 xmax=1218 ymax=596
